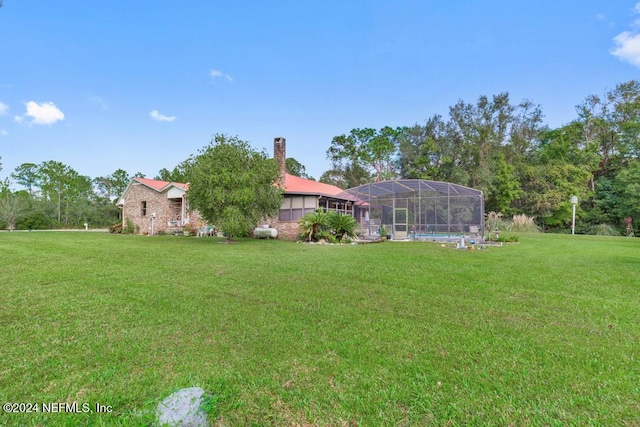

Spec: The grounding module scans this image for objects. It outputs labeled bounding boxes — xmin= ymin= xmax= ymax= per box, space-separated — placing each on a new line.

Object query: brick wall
xmin=121 ymin=182 xmax=200 ymax=235
xmin=270 ymin=219 xmax=299 ymax=241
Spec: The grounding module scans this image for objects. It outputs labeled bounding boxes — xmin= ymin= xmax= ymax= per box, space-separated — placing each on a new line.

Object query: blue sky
xmin=1 ymin=1 xmax=639 ymax=184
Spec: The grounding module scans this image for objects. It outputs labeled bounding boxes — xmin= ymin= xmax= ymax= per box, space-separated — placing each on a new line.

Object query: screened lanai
xmin=337 ymin=179 xmax=485 ymax=240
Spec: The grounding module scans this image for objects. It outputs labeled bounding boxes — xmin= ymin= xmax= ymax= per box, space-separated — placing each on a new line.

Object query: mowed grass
xmin=0 ymin=232 xmax=638 ymax=426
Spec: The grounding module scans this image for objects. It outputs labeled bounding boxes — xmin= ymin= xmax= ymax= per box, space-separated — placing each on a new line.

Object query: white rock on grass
xmin=156 ymin=387 xmax=208 ymax=427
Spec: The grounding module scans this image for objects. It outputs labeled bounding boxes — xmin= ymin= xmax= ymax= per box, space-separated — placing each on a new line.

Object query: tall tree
xmin=0 ymin=191 xmax=27 ymax=230
xmin=490 ymin=154 xmax=522 ymax=215
xmin=155 ymin=158 xmax=193 ymax=183
xmin=327 ymin=126 xmax=401 ymax=182
xmin=94 ymin=168 xmax=131 ymax=201
xmin=319 ymin=160 xmax=371 ymax=189
xmin=38 ymin=160 xmax=70 ymax=222
xmin=187 ymin=134 xmax=283 ymax=240
xmin=285 ymin=158 xmax=313 ymax=180
xmin=11 ymin=163 xmax=39 ymax=195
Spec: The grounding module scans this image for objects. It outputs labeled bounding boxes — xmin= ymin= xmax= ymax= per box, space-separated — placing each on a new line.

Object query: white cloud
xmin=611 ymin=4 xmax=640 ymax=67
xmin=0 ymin=102 xmax=8 ymax=115
xmin=210 ymin=69 xmax=233 ymax=82
xmin=0 ymin=130 xmax=8 ymax=136
xmin=150 ymin=110 xmax=177 ymax=122
xmin=611 ymin=31 xmax=640 ymax=67
xmin=17 ymin=101 xmax=65 ymax=125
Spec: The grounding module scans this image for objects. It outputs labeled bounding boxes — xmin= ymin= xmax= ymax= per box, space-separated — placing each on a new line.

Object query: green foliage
xmin=329 ymin=211 xmax=358 ymax=242
xmin=507 ymin=214 xmax=541 ymax=233
xmin=485 ymin=211 xmax=505 ymax=233
xmin=519 ymin=162 xmax=591 ymax=229
xmin=155 ymin=158 xmax=193 ymax=183
xmin=298 ymin=210 xmax=359 ymax=242
xmin=187 ymin=134 xmax=283 ymax=241
xmin=319 ymin=160 xmax=371 ymax=189
xmin=0 ymin=191 xmax=27 ymax=230
xmin=327 ymin=126 xmax=402 ymax=182
xmin=123 ymin=217 xmax=137 ymax=234
xmin=496 ymin=233 xmax=519 ymax=242
xmin=587 ymin=223 xmax=621 ymax=236
xmin=285 ymin=157 xmax=313 ymax=179
xmin=11 ymin=162 xmax=39 ymax=195
xmin=298 ymin=209 xmax=332 ymax=242
xmin=491 ymin=154 xmax=522 ymax=215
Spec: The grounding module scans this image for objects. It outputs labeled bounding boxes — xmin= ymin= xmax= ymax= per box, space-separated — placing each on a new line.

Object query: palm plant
xmin=329 ymin=211 xmax=358 ymax=242
xmin=298 ymin=209 xmax=331 ymax=242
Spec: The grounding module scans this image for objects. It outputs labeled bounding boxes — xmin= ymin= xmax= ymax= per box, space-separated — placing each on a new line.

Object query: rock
xmin=156 ymin=387 xmax=208 ymax=427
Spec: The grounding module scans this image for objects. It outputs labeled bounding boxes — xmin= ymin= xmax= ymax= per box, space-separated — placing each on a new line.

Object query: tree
xmin=327 ymin=126 xmax=401 ymax=182
xmin=285 ymin=158 xmax=313 ymax=179
xmin=612 ymin=160 xmax=640 ymax=224
xmin=155 ymin=158 xmax=193 ymax=183
xmin=109 ymin=169 xmax=131 ymax=200
xmin=38 ymin=160 xmax=70 ymax=223
xmin=11 ymin=163 xmax=39 ymax=195
xmin=0 ymin=191 xmax=27 ymax=230
xmin=187 ymin=134 xmax=283 ymax=240
xmin=489 ymin=154 xmax=522 ymax=215
xmin=319 ymin=160 xmax=371 ymax=189
xmin=94 ymin=169 xmax=131 ymax=202
xmin=397 ymin=121 xmax=441 ymax=180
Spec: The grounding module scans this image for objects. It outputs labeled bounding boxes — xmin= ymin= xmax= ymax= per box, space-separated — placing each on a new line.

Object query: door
xmin=394 ymin=208 xmax=408 ymax=239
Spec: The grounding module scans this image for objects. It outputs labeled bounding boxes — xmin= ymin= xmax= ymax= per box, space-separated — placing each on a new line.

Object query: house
xmin=116 ymin=137 xmax=361 ymax=239
xmin=117 ymin=178 xmax=200 ymax=235
xmin=270 ymin=137 xmax=363 ymax=240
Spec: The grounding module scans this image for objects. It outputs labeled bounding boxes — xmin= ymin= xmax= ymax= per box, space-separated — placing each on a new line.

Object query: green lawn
xmin=0 ymin=232 xmax=638 ymax=426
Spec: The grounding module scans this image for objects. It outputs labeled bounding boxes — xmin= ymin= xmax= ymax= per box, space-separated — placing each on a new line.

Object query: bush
xmin=123 ymin=218 xmax=137 ymax=235
xmin=329 ymin=212 xmax=358 ymax=242
xmin=298 ymin=209 xmax=332 ymax=242
xmin=485 ymin=211 xmax=505 ymax=233
xmin=297 ymin=210 xmax=358 ymax=243
xmin=507 ymin=214 xmax=541 ymax=233
xmin=497 ymin=234 xmax=519 ymax=243
xmin=588 ymin=223 xmax=621 ymax=236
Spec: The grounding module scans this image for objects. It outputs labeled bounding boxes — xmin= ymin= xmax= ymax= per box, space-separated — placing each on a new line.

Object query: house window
xmin=279 ymin=196 xmax=317 ymax=221
xmin=141 ymin=201 xmax=147 ymax=216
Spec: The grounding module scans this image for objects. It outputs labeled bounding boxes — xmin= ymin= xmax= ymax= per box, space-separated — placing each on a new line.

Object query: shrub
xmin=298 ymin=210 xmax=358 ymax=243
xmin=329 ymin=212 xmax=358 ymax=242
xmin=497 ymin=234 xmax=519 ymax=243
xmin=507 ymin=214 xmax=541 ymax=233
xmin=588 ymin=224 xmax=621 ymax=236
xmin=298 ymin=209 xmax=332 ymax=242
xmin=485 ymin=211 xmax=505 ymax=233
xmin=123 ymin=218 xmax=137 ymax=235
xmin=109 ymin=222 xmax=123 ymax=234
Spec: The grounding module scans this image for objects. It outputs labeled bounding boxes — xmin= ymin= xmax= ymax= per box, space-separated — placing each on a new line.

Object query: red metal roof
xmin=134 ymin=177 xmax=188 ymax=191
xmin=133 ymin=175 xmax=358 ymax=202
xmin=283 ymin=173 xmax=359 ymax=201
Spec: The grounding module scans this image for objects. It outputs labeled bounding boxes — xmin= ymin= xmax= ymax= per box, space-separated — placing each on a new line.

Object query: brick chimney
xmin=274 ymin=137 xmax=286 ymax=186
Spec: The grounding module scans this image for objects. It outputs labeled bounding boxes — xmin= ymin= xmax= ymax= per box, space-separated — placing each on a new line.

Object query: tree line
xmin=320 ymin=80 xmax=640 ymax=234
xmin=0 ymin=161 xmax=141 ymax=230
xmin=1 ymin=79 xmax=639 ymax=234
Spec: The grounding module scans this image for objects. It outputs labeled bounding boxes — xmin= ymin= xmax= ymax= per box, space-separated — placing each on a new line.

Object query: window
xmin=141 ymin=201 xmax=147 ymax=216
xmin=279 ymin=196 xmax=317 ymax=221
